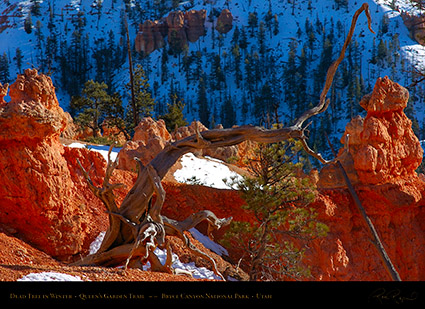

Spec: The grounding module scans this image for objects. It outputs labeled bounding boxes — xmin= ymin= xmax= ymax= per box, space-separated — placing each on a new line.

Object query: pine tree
xmin=378 ymin=14 xmax=390 ymax=36
xmin=159 ymin=93 xmax=188 ymax=132
xmin=15 ymin=48 xmax=23 ymax=73
xmin=231 ymin=44 xmax=242 ymax=88
xmin=283 ymin=40 xmax=298 ymax=118
xmin=102 ymin=92 xmax=130 ymax=142
xmin=211 ymin=54 xmax=225 ymax=90
xmin=224 ymin=141 xmax=328 ymax=281
xmin=248 ymin=12 xmax=258 ymax=37
xmin=273 ymin=14 xmax=279 ymax=36
xmin=24 ymin=12 xmax=32 ymax=34
xmin=197 ymin=76 xmax=210 ymax=127
xmin=161 ymin=46 xmax=169 ymax=83
xmin=255 ymin=82 xmax=275 ymax=125
xmin=305 ymin=19 xmax=316 ymax=61
xmin=231 ymin=25 xmax=240 ymax=45
xmin=221 ymin=94 xmax=236 ymax=128
xmin=125 ymin=64 xmax=156 ymax=129
xmin=377 ymin=39 xmax=389 ymax=66
xmin=35 ymin=20 xmax=45 ymax=71
xmin=314 ymin=34 xmax=334 ymax=96
xmin=0 ymin=53 xmax=10 ymax=84
xmin=244 ymin=54 xmax=255 ymax=101
xmin=257 ymin=21 xmax=266 ymax=56
xmin=30 ymin=0 xmax=42 ymax=16
xmin=169 ymin=30 xmax=186 ymax=56
xmin=46 ymin=35 xmax=58 ymax=72
xmin=264 ymin=10 xmax=273 ymax=38
xmin=93 ymin=30 xmax=117 ymax=90
xmin=61 ymin=10 xmax=89 ymax=97
xmin=295 ymin=46 xmax=308 ymax=118
xmin=335 ymin=0 xmax=349 ymax=11
xmin=70 ymin=80 xmax=111 ymax=138
xmin=239 ymin=26 xmax=249 ymax=54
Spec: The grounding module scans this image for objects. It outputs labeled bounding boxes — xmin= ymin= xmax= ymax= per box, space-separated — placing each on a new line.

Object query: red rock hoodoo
xmin=307 ymin=77 xmax=425 ymax=280
xmin=215 ymin=9 xmax=233 ymax=34
xmin=0 ymin=69 xmax=110 ymax=260
xmin=135 ymin=9 xmax=209 ymax=55
xmin=135 ymin=19 xmax=166 ymax=55
xmin=117 ymin=117 xmax=172 ymax=171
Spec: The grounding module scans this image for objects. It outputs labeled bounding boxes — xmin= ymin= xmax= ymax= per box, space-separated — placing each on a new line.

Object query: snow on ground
xmin=145 ymin=247 xmax=222 ymax=280
xmin=65 ymin=142 xmax=121 ymax=162
xmin=18 ymin=272 xmax=84 ymax=282
xmin=174 ymin=153 xmax=243 ymax=189
xmin=18 ymin=227 xmax=227 ymax=281
xmin=88 ymin=229 xmax=224 ymax=280
xmin=189 ymin=228 xmax=228 ymax=256
xmin=89 ymin=231 xmax=106 ymax=255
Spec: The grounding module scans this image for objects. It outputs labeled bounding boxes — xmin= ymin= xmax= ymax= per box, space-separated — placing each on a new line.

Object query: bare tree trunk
xmin=326 ymin=135 xmax=401 ymax=281
xmin=72 ymin=4 xmax=375 ymax=281
xmin=249 ymin=219 xmax=271 ymax=281
xmin=124 ymin=12 xmax=138 ymax=128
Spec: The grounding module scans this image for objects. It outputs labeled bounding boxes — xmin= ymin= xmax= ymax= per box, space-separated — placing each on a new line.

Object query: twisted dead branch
xmin=72 ymin=4 xmax=375 ymax=281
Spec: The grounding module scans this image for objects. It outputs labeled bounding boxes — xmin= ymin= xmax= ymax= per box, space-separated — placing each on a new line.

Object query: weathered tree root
xmin=74 ymin=150 xmax=231 ymax=280
xmin=72 ymin=3 xmax=374 ymax=282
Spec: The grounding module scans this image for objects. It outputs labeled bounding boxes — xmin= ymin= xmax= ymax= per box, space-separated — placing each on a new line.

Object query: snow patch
xmin=173 ymin=153 xmax=243 ymax=189
xmin=65 ymin=142 xmax=121 ymax=162
xmin=143 ymin=247 xmax=222 ymax=280
xmin=88 ymin=229 xmax=224 ymax=280
xmin=18 ymin=272 xmax=84 ymax=282
xmin=89 ymin=231 xmax=106 ymax=255
xmin=189 ymin=228 xmax=228 ymax=256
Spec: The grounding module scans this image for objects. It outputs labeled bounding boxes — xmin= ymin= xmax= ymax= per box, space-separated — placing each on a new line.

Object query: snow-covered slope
xmin=65 ymin=141 xmax=121 ymax=162
xmin=1 ymin=0 xmax=425 ymax=157
xmin=173 ymin=152 xmax=242 ymax=189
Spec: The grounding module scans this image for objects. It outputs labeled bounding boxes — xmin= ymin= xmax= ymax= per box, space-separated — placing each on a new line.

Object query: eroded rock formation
xmin=401 ymin=11 xmax=425 ymax=46
xmin=135 ymin=19 xmax=166 ymax=55
xmin=307 ymin=77 xmax=425 ymax=280
xmin=117 ymin=117 xmax=172 ymax=171
xmin=2 ymin=69 xmax=425 ymax=281
xmin=186 ymin=9 xmax=207 ymax=42
xmin=319 ymin=76 xmax=423 ymax=188
xmin=215 ymin=9 xmax=233 ymax=34
xmin=117 ymin=118 xmax=254 ymax=172
xmin=0 ymin=82 xmax=8 ymax=105
xmin=0 ymin=69 xmax=111 ymax=260
xmin=135 ymin=9 xmax=208 ymax=55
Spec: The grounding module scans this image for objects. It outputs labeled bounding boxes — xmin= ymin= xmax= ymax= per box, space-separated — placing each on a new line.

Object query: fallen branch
xmin=326 ymin=134 xmax=401 ymax=281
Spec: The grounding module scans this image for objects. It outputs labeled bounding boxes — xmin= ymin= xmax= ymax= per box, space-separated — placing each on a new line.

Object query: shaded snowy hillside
xmin=1 ymin=0 xmax=425 ymax=161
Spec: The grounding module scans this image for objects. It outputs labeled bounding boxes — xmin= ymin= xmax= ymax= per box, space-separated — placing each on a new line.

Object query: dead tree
xmin=72 ymin=4 xmax=375 ymax=280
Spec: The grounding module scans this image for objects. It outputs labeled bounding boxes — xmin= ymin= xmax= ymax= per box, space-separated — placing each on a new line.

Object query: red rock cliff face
xmin=0 ymin=69 xmax=110 ymax=260
xmin=307 ymin=77 xmax=425 ymax=280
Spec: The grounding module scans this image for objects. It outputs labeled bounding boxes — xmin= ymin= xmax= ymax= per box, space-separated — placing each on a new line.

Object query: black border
xmin=2 ymin=281 xmax=425 ymax=305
